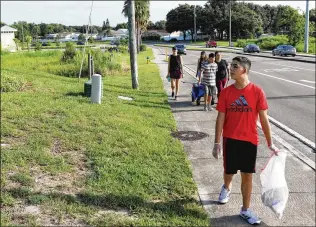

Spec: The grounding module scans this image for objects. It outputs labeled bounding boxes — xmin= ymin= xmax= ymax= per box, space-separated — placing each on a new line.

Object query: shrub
xmin=61 ymin=42 xmax=76 ymax=62
xmin=140 ymin=44 xmax=147 ymax=51
xmin=35 ymin=42 xmax=42 ymax=51
xmin=1 ymin=70 xmax=26 ymax=92
xmin=46 ymin=41 xmax=52 ymax=46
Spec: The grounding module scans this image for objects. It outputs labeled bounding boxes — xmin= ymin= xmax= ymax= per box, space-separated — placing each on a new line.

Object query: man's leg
xmin=204 ymin=85 xmax=209 ymax=110
xmin=241 ymin=172 xmax=253 ymax=210
xmin=224 ymin=173 xmax=233 ymax=190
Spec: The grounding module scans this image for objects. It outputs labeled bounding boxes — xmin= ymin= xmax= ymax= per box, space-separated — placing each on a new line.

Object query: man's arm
xmin=215 ymin=112 xmax=225 ymax=143
xmin=259 ymin=109 xmax=273 ymax=146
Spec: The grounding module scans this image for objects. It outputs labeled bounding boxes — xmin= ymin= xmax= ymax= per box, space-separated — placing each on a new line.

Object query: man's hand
xmin=212 ymin=143 xmax=222 ymax=159
xmin=269 ymin=144 xmax=279 ymax=156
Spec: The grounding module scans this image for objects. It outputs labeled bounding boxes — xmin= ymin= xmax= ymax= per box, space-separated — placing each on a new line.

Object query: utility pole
xmin=21 ymin=23 xmax=25 ymax=50
xmin=128 ymin=0 xmax=139 ymax=89
xmin=229 ymin=0 xmax=232 ymax=47
xmin=304 ymin=0 xmax=309 ymax=53
xmin=194 ymin=5 xmax=197 ymax=42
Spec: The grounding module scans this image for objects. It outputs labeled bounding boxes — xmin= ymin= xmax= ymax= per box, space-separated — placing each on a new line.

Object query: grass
xmin=1 ymin=48 xmax=209 ymax=226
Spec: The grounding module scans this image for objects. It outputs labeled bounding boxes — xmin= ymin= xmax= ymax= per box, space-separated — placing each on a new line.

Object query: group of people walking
xmin=166 ymin=46 xmax=279 ymax=225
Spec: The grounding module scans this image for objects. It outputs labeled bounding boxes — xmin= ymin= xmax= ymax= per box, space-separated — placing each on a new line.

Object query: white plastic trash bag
xmin=260 ymin=150 xmax=289 ymax=219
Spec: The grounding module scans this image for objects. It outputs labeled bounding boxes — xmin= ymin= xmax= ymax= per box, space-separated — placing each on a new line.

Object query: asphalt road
xmin=169 ymin=49 xmax=315 ymax=144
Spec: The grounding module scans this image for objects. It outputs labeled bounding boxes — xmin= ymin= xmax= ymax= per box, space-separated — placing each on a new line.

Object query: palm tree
xmin=122 ymin=0 xmax=150 ymax=53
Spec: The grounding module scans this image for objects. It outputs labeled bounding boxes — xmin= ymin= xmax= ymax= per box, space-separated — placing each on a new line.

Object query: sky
xmin=1 ymin=1 xmax=315 ymax=27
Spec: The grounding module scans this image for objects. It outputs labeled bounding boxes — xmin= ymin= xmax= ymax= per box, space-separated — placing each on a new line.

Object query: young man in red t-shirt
xmin=213 ymin=56 xmax=279 ymax=225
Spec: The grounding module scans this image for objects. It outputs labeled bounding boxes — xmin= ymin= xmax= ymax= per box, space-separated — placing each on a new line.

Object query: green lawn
xmin=1 ymin=48 xmax=209 ymax=226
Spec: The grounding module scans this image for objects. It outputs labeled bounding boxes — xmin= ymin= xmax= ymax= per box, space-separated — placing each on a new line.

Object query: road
xmin=164 ymin=49 xmax=316 ymax=145
xmin=190 ymin=45 xmax=316 ymax=63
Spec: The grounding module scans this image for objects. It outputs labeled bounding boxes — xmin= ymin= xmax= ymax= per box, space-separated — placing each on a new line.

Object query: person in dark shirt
xmin=215 ymin=51 xmax=230 ymax=100
xmin=166 ymin=46 xmax=183 ymax=100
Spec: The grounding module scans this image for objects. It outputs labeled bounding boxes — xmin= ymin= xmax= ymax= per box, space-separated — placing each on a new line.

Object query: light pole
xmin=194 ymin=5 xmax=197 ymax=42
xmin=229 ymin=0 xmax=232 ymax=47
xmin=304 ymin=0 xmax=309 ymax=53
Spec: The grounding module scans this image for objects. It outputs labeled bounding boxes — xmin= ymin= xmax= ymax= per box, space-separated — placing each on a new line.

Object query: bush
xmin=35 ymin=42 xmax=42 ymax=51
xmin=140 ymin=44 xmax=147 ymax=51
xmin=46 ymin=41 xmax=52 ymax=46
xmin=61 ymin=42 xmax=76 ymax=62
xmin=1 ymin=70 xmax=26 ymax=92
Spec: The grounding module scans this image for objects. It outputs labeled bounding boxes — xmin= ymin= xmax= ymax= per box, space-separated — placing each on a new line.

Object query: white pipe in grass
xmin=91 ymin=74 xmax=102 ymax=104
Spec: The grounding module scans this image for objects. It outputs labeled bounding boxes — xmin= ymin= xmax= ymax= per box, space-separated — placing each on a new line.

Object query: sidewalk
xmin=152 ymin=47 xmax=315 ymax=226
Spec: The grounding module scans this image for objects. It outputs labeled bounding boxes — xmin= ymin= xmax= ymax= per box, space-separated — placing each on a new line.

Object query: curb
xmin=154 ymin=44 xmax=315 ymax=64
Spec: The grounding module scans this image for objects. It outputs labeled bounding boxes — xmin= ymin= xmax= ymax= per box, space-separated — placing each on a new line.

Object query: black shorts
xmin=223 ymin=137 xmax=257 ymax=174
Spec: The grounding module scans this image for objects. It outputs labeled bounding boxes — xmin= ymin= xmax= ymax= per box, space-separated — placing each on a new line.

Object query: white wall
xmin=1 ymin=32 xmax=16 ymax=51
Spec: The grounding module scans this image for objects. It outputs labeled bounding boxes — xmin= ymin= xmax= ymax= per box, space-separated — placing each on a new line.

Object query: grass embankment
xmin=1 ymin=48 xmax=209 ymax=226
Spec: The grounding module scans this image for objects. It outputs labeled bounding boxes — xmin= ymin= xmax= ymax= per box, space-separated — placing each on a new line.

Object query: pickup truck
xmin=205 ymin=40 xmax=217 ymax=48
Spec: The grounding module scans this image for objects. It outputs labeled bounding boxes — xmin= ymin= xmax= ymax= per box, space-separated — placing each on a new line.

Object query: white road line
xmin=265 ymin=62 xmax=316 ymax=72
xmin=300 ymin=80 xmax=316 ymax=84
xmin=250 ymin=70 xmax=315 ymax=89
xmin=257 ymin=122 xmax=315 ymax=170
xmin=268 ymin=116 xmax=315 ymax=149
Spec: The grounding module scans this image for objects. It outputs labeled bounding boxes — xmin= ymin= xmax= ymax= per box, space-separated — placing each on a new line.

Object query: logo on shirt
xmin=228 ymin=95 xmax=252 ymax=112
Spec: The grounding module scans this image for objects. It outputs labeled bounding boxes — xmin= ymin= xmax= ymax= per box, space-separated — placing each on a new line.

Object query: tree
xmin=122 ymin=0 xmax=150 ymax=53
xmin=310 ymin=8 xmax=316 ymax=23
xmin=147 ymin=20 xmax=155 ymax=30
xmin=231 ymin=3 xmax=263 ymax=39
xmin=115 ymin=22 xmax=128 ymax=30
xmin=78 ymin=34 xmax=85 ymax=41
xmin=166 ymin=4 xmax=193 ymax=41
xmin=154 ymin=20 xmax=166 ymax=30
xmin=25 ymin=35 xmax=32 ymax=51
xmin=1 ymin=21 xmax=6 ymax=27
xmin=13 ymin=38 xmax=20 ymax=51
xmin=279 ymin=6 xmax=305 ymax=45
xmin=102 ymin=21 xmax=106 ymax=31
xmin=105 ymin=18 xmax=111 ymax=35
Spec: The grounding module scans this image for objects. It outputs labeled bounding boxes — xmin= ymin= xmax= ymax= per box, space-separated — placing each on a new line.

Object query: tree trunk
xmin=137 ymin=27 xmax=141 ymax=53
xmin=183 ymin=30 xmax=186 ymax=41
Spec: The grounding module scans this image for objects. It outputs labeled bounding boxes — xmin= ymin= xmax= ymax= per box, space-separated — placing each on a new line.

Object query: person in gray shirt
xmin=200 ymin=53 xmax=218 ymax=111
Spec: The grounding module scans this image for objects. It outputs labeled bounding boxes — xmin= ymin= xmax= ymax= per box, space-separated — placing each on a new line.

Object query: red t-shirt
xmin=216 ymin=83 xmax=268 ymax=145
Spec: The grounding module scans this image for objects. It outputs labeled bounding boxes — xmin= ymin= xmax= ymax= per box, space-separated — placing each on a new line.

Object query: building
xmin=97 ymin=29 xmax=129 ymax=41
xmin=1 ymin=25 xmax=18 ymax=52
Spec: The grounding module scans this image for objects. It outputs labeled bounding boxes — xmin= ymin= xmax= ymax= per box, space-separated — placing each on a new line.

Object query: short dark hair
xmin=172 ymin=46 xmax=177 ymax=50
xmin=209 ymin=53 xmax=215 ymax=58
xmin=215 ymin=51 xmax=220 ymax=56
xmin=232 ymin=56 xmax=251 ymax=72
xmin=201 ymin=51 xmax=206 ymax=55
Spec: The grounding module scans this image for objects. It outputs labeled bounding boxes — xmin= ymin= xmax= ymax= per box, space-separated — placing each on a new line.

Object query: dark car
xmin=272 ymin=45 xmax=296 ymax=57
xmin=243 ymin=44 xmax=260 ymax=53
xmin=174 ymin=44 xmax=186 ymax=55
xmin=77 ymin=41 xmax=85 ymax=45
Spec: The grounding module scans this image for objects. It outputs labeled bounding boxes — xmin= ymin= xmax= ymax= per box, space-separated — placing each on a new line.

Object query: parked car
xmin=243 ymin=44 xmax=260 ymax=53
xmin=206 ymin=40 xmax=217 ymax=48
xmin=110 ymin=40 xmax=119 ymax=45
xmin=272 ymin=45 xmax=296 ymax=57
xmin=174 ymin=44 xmax=186 ymax=55
xmin=77 ymin=41 xmax=85 ymax=45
